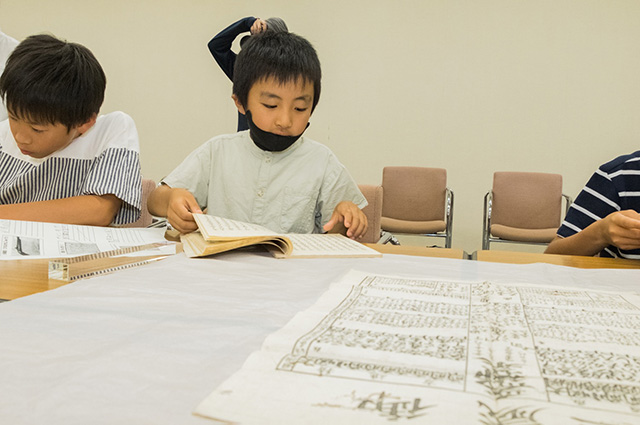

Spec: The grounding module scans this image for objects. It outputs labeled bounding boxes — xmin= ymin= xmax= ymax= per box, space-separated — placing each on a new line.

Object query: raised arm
xmin=207 ymin=17 xmax=257 ymax=80
xmin=0 ymin=194 xmax=121 ymax=226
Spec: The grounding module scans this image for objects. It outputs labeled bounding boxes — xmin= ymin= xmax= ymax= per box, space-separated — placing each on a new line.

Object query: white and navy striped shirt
xmin=0 ymin=111 xmax=142 ymax=225
xmin=557 ymin=150 xmax=640 ymax=259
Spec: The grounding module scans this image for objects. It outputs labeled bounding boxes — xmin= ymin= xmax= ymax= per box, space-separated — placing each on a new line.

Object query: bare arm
xmin=545 ymin=210 xmax=640 ymax=256
xmin=147 ymin=184 xmax=202 ymax=234
xmin=0 ymin=194 xmax=121 ymax=226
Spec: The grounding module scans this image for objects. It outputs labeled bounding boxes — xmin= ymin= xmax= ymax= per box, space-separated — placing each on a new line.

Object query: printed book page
xmin=193 ymin=214 xmax=278 ymax=240
xmin=271 ymin=234 xmax=382 ymax=259
xmin=0 ymin=219 xmax=170 ymax=260
xmin=186 ymin=215 xmax=381 ymax=259
xmin=195 ymin=270 xmax=640 ymax=424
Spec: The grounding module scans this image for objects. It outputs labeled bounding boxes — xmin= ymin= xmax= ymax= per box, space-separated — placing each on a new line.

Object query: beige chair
xmin=357 ymin=184 xmax=383 ymax=244
xmin=482 ymin=172 xmax=571 ymax=250
xmin=380 ymin=167 xmax=454 ymax=248
xmin=122 ymin=178 xmax=156 ymax=228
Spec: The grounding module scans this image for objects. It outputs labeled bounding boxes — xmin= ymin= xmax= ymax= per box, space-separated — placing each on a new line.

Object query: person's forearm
xmin=545 ymin=223 xmax=607 ymax=256
xmin=208 ymin=17 xmax=256 ymax=52
xmin=0 ymin=195 xmax=121 ymax=226
xmin=147 ymin=184 xmax=172 ymax=217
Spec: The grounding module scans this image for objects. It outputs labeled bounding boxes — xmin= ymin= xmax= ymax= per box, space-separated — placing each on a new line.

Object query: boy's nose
xmin=275 ymin=110 xmax=292 ymax=130
xmin=13 ymin=129 xmax=30 ymax=145
xmin=10 ymin=122 xmax=30 ymax=145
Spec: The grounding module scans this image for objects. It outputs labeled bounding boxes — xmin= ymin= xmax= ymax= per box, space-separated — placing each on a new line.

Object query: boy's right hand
xmin=599 ymin=209 xmax=640 ymax=251
xmin=546 ymin=209 xmax=640 ymax=256
xmin=167 ymin=188 xmax=203 ymax=234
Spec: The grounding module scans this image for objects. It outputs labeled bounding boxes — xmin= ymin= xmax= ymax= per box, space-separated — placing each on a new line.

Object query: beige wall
xmin=2 ymin=0 xmax=639 ymax=252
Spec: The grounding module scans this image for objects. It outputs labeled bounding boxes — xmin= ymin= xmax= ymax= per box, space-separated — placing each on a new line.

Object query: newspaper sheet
xmin=0 ymin=219 xmax=170 ymax=259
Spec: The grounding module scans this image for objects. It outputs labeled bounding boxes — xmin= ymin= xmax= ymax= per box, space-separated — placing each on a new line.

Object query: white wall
xmin=2 ymin=0 xmax=639 ymax=253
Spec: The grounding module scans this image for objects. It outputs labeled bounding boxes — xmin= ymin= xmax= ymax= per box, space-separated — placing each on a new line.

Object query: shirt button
xmin=257 ymin=189 xmax=264 ymax=197
xmin=265 ymin=157 xmax=272 ymax=163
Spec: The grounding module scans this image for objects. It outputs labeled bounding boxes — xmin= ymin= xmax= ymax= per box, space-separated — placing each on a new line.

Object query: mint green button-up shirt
xmin=163 ymin=131 xmax=366 ymax=234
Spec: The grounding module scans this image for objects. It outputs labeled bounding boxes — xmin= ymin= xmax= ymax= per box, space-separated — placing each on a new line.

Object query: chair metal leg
xmin=482 ymin=192 xmax=492 ymax=250
xmin=379 ymin=231 xmax=400 ymax=245
xmin=444 ymin=188 xmax=454 ymax=248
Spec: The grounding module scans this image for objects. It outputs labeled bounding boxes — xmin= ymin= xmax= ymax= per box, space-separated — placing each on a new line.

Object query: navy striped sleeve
xmin=558 ymin=170 xmax=621 ymax=237
xmin=557 ymin=151 xmax=640 ymax=258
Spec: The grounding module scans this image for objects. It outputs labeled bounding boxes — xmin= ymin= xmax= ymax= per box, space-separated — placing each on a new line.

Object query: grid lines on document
xmin=517 ymin=287 xmax=640 ymax=413
xmin=278 ymin=276 xmax=472 ymax=391
xmin=277 ymin=276 xmax=640 ymax=416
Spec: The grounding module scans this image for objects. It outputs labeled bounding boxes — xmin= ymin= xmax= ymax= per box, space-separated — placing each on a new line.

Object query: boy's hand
xmin=167 ymin=189 xmax=202 ymax=234
xmin=599 ymin=209 xmax=640 ymax=250
xmin=546 ymin=209 xmax=640 ymax=256
xmin=323 ymin=201 xmax=368 ymax=240
xmin=250 ymin=18 xmax=267 ymax=34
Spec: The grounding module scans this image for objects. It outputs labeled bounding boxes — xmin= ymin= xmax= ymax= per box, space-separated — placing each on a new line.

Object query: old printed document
xmin=195 ymin=270 xmax=640 ymax=424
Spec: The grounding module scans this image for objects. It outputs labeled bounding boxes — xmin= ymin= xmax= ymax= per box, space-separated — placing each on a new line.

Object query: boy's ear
xmin=232 ymin=94 xmax=246 ymax=115
xmin=76 ymin=113 xmax=97 ymax=135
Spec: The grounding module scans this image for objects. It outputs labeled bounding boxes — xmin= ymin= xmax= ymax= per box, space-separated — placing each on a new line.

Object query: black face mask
xmin=246 ymin=110 xmax=309 ymax=152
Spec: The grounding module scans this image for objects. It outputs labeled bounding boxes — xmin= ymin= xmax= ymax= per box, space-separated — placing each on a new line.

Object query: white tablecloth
xmin=0 ymin=251 xmax=638 ymax=424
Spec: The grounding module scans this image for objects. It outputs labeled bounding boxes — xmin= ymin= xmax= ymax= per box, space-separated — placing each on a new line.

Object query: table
xmin=0 ymin=245 xmax=465 ymax=301
xmin=474 ymin=249 xmax=640 ymax=269
xmin=366 ymin=243 xmax=467 ymax=259
xmin=4 ymin=246 xmax=638 ymax=301
xmin=0 ymin=259 xmax=56 ymax=300
xmin=0 ymin=249 xmax=638 ymax=424
xmin=0 ymin=254 xmax=169 ymax=300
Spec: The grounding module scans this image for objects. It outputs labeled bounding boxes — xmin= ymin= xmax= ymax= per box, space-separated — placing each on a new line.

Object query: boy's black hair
xmin=233 ymin=31 xmax=321 ymax=112
xmin=0 ymin=34 xmax=106 ymax=129
xmin=264 ymin=17 xmax=288 ymax=33
xmin=239 ymin=17 xmax=288 ymax=49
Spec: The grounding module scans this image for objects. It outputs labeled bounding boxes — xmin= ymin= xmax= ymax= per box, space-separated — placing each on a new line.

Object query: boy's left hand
xmin=323 ymin=201 xmax=368 ymax=240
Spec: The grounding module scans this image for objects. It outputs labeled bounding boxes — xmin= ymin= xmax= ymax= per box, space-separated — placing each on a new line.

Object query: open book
xmin=180 ymin=214 xmax=382 ymax=259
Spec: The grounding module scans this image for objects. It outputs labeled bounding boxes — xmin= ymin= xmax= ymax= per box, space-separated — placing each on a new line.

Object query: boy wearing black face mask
xmin=148 ymin=31 xmax=368 ymax=239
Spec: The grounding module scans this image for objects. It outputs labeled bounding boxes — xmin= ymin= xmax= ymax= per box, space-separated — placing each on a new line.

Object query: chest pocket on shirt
xmin=280 ymin=187 xmax=316 ymax=233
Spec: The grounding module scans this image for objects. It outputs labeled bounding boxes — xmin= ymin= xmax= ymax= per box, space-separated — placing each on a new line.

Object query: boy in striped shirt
xmin=546 ymin=151 xmax=640 ymax=258
xmin=0 ymin=35 xmax=141 ymax=226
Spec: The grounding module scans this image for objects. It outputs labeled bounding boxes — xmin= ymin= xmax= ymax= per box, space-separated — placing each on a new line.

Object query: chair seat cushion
xmin=381 ymin=217 xmax=446 ymax=234
xmin=490 ymin=224 xmax=557 ymax=243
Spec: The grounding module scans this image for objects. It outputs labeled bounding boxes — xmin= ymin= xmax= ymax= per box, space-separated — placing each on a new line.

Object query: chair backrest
xmin=357 ymin=184 xmax=383 ymax=244
xmin=491 ymin=172 xmax=563 ymax=229
xmin=381 ymin=166 xmax=446 ymax=222
xmin=122 ymin=178 xmax=156 ymax=228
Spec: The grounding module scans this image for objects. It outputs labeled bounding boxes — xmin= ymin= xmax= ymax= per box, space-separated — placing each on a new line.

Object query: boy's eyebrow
xmin=260 ymin=91 xmax=312 ymax=102
xmin=26 ymin=119 xmax=46 ymax=126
